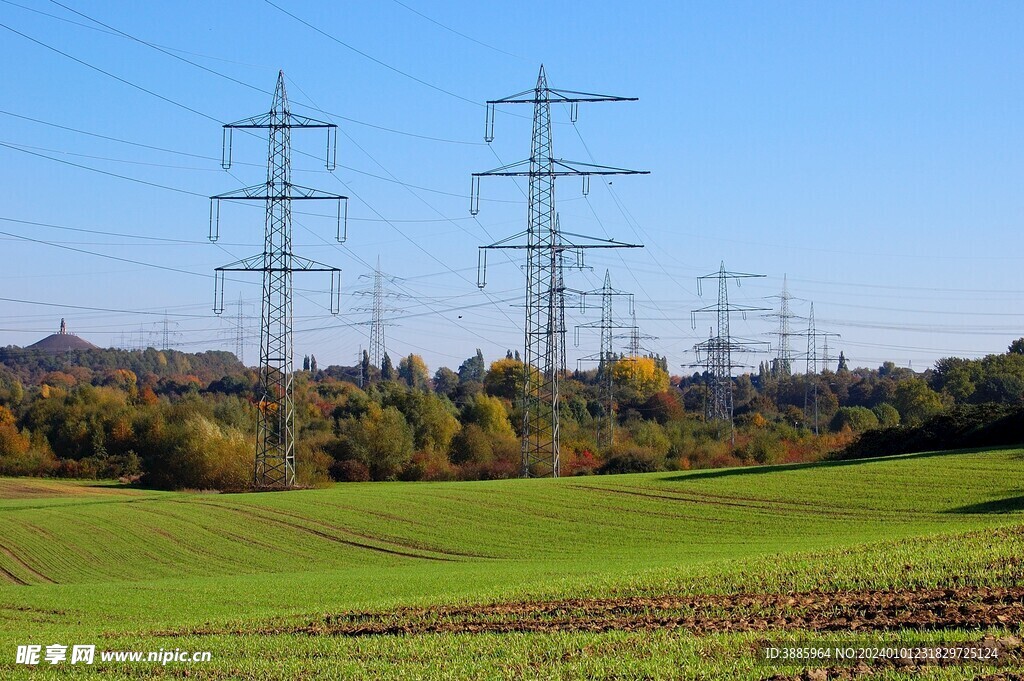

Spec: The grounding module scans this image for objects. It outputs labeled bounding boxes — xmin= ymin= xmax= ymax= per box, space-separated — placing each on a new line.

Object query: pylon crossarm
xmin=488 ymin=90 xmax=638 ymax=105
xmin=473 ymin=159 xmax=648 ymax=177
xmin=224 ymin=112 xmax=335 ymax=129
xmin=290 ymin=255 xmax=341 ymax=272
xmin=211 ymin=184 xmax=346 ymax=201
xmin=550 ymin=159 xmax=649 ymax=176
xmin=560 ymin=231 xmax=642 ymax=249
xmin=216 ymin=254 xmax=265 ymax=271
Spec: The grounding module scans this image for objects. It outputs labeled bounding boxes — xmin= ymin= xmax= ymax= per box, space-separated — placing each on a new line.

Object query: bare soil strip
xmin=166 ymin=587 xmax=1024 ymax=638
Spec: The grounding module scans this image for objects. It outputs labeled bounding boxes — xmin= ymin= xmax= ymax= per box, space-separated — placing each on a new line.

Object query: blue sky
xmin=0 ymin=0 xmax=1021 ymax=375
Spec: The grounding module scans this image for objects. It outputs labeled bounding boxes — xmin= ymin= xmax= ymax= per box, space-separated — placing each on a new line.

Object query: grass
xmin=0 ymin=447 xmax=1021 ymax=678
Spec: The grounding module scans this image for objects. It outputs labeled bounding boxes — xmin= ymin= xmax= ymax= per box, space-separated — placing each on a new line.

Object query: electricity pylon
xmin=617 ymin=309 xmax=657 ymax=358
xmin=801 ymin=302 xmax=840 ymax=435
xmin=352 ymin=257 xmax=407 ymax=368
xmin=471 ymin=65 xmax=646 ymax=478
xmin=209 ymin=71 xmax=346 ymax=488
xmin=765 ymin=275 xmax=796 ymax=377
xmin=691 ymin=262 xmax=769 ymax=444
xmin=575 ymin=270 xmax=634 ymax=450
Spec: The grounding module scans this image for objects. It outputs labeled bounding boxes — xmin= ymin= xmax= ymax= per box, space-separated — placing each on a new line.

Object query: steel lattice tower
xmin=766 ymin=275 xmax=795 ymax=377
xmin=353 ymin=257 xmax=405 ymax=369
xmin=801 ymin=302 xmax=840 ymax=435
xmin=370 ymin=263 xmax=385 ymax=366
xmin=576 ymin=270 xmax=634 ymax=450
xmin=234 ymin=294 xmax=246 ymax=364
xmin=209 ymin=71 xmax=346 ymax=488
xmin=805 ymin=302 xmax=818 ymax=434
xmin=691 ymin=262 xmax=768 ymax=443
xmin=471 ymin=66 xmax=645 ymax=478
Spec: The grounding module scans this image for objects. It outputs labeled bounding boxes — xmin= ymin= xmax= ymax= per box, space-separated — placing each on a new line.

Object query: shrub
xmin=597 ymin=448 xmax=659 ymax=475
xmin=330 ymin=459 xmax=370 ymax=482
xmin=830 ymin=406 xmax=879 ymax=433
xmin=872 ymin=403 xmax=900 ymax=428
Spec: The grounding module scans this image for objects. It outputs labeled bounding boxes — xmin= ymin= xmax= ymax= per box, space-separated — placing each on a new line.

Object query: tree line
xmin=0 ymin=339 xmax=1021 ymax=489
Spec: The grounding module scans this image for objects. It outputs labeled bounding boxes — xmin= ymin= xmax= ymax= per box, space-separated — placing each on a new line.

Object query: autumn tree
xmin=610 ymin=357 xmax=669 ymax=404
xmin=398 ymin=354 xmax=430 ymax=390
xmin=484 ymin=358 xmax=525 ymax=400
xmin=462 ymin=393 xmax=514 ymax=436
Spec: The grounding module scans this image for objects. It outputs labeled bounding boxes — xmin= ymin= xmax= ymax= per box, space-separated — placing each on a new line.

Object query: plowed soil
xmin=174 ymin=587 xmax=1024 ymax=638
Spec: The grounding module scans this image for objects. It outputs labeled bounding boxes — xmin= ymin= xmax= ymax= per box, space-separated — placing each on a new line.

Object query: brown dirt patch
xmin=166 ymin=587 xmax=1024 ymax=638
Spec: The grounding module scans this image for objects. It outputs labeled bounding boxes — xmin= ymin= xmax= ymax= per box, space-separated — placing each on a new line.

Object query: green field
xmin=1 ymin=448 xmax=1023 ymax=679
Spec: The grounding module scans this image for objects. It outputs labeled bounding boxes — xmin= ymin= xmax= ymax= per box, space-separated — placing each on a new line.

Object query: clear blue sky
xmin=0 ymin=0 xmax=1021 ymax=375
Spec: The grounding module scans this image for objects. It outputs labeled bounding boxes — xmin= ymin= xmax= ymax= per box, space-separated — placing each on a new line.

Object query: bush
xmin=872 ymin=403 xmax=900 ymax=428
xmin=737 ymin=431 xmax=786 ymax=464
xmin=330 ymin=459 xmax=370 ymax=482
xmin=830 ymin=406 xmax=879 ymax=433
xmin=597 ymin=448 xmax=659 ymax=475
xmin=836 ymin=404 xmax=1024 ymax=460
xmin=141 ymin=415 xmax=251 ymax=490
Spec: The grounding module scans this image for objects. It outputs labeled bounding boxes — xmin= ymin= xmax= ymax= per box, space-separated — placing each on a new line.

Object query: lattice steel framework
xmin=691 ymin=262 xmax=768 ymax=443
xmin=801 ymin=302 xmax=840 ymax=435
xmin=471 ymin=65 xmax=646 ymax=478
xmin=575 ymin=270 xmax=634 ymax=450
xmin=765 ymin=275 xmax=796 ymax=377
xmin=352 ymin=257 xmax=405 ymax=369
xmin=209 ymin=71 xmax=347 ymax=488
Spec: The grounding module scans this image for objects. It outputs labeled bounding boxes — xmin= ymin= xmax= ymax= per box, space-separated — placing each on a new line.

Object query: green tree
xmin=829 ymin=406 xmax=879 ymax=433
xmin=339 ymin=404 xmax=414 ymax=480
xmin=458 ymin=349 xmax=486 ymax=383
xmin=381 ymin=352 xmax=396 ymax=381
xmin=892 ymin=378 xmax=946 ymax=426
xmin=432 ymin=367 xmax=459 ymax=397
xmin=872 ymin=403 xmax=901 ymax=428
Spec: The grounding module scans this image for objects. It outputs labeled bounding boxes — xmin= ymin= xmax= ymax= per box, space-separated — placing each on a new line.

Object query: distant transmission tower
xmin=619 ymin=308 xmax=657 ymax=358
xmin=153 ymin=311 xmax=182 ymax=350
xmin=802 ymin=302 xmax=840 ymax=435
xmin=353 ymin=257 xmax=406 ymax=369
xmin=765 ymin=275 xmax=795 ymax=377
xmin=472 ymin=65 xmax=646 ymax=478
xmin=232 ymin=294 xmax=253 ymax=364
xmin=691 ymin=262 xmax=769 ymax=444
xmin=575 ymin=270 xmax=634 ymax=450
xmin=209 ymin=71 xmax=346 ymax=488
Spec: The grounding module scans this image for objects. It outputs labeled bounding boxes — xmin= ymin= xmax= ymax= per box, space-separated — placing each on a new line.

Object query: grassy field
xmin=0 ymin=447 xmax=1022 ymax=678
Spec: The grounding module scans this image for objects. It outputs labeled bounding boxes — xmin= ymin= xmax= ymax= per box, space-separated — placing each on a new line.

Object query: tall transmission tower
xmin=353 ymin=257 xmax=407 ymax=369
xmin=209 ymin=71 xmax=346 ymax=488
xmin=575 ymin=270 xmax=634 ymax=450
xmin=471 ymin=65 xmax=646 ymax=478
xmin=691 ymin=262 xmax=769 ymax=444
xmin=765 ymin=275 xmax=796 ymax=377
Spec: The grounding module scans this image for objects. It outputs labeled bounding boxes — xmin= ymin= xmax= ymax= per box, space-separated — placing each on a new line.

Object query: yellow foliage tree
xmin=610 ymin=357 xmax=669 ymax=403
